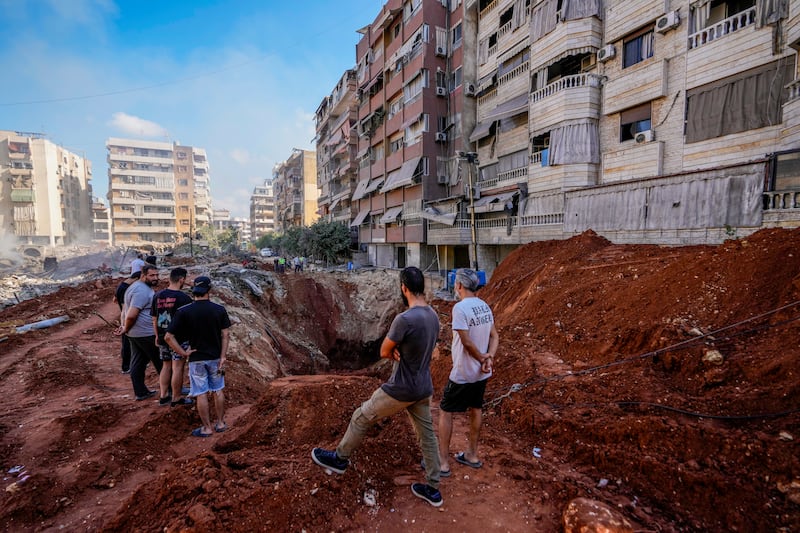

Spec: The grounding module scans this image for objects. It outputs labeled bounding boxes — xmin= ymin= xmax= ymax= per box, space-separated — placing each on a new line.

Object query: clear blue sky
xmin=0 ymin=0 xmax=380 ymax=218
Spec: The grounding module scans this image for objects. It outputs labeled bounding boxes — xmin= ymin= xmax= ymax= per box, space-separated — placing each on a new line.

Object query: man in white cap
xmin=165 ymin=276 xmax=231 ymax=437
xmin=438 ymin=268 xmax=499 ymax=475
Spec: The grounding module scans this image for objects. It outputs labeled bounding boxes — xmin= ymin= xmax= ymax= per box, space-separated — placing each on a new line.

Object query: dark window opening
xmin=620 ymin=103 xmax=652 ymax=142
xmin=622 ymin=27 xmax=654 ymax=68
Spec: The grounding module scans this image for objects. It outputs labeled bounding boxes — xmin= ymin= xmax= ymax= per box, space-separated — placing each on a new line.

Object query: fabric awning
xmin=471 ymin=191 xmax=518 ymax=213
xmin=469 ymin=120 xmax=496 ymax=142
xmin=401 ymin=112 xmax=424 ymax=130
xmin=381 ymin=156 xmax=422 ymax=193
xmin=325 ymin=129 xmax=343 ymax=146
xmin=379 ymin=205 xmax=404 ymax=224
xmin=531 ymin=46 xmax=596 ymax=72
xmin=484 ymin=93 xmax=529 ymax=122
xmin=361 ymin=72 xmax=383 ymax=92
xmin=357 ymin=146 xmax=370 ymax=159
xmin=352 ymin=179 xmax=370 ymax=201
xmin=478 ymin=69 xmax=498 ymax=91
xmin=329 ymin=197 xmax=341 ymax=211
xmin=498 ymin=36 xmax=529 ymax=64
xmin=364 ymin=177 xmax=384 ymax=194
xmin=420 ymin=207 xmax=457 ymax=226
xmin=350 ymin=208 xmax=370 ymax=227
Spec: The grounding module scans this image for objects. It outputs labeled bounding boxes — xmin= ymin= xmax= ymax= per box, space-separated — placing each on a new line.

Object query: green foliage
xmin=254 ymin=232 xmax=279 ymax=250
xmin=307 ymin=220 xmax=351 ymax=265
xmin=196 ymin=225 xmax=240 ymax=252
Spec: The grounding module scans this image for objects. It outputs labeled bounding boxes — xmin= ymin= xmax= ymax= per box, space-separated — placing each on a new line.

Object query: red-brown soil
xmin=1 ymin=229 xmax=799 ymax=532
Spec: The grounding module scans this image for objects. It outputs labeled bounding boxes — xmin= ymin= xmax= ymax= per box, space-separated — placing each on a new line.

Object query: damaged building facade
xmin=319 ymin=0 xmax=800 ymax=275
xmin=0 ymin=130 xmax=93 ymax=247
xmin=273 ymin=149 xmax=318 ymax=232
xmin=106 ymin=138 xmax=213 ymax=246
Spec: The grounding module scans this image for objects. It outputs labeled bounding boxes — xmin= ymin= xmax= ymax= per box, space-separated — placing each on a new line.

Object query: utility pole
xmin=459 ymin=151 xmax=480 ymax=271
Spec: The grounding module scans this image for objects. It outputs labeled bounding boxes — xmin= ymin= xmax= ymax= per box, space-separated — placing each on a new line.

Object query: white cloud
xmin=108 ymin=112 xmax=168 ymax=138
xmin=230 ymin=148 xmax=250 ymax=165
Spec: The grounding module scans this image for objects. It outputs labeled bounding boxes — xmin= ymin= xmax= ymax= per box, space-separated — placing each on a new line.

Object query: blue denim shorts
xmin=188 ymin=360 xmax=225 ymax=396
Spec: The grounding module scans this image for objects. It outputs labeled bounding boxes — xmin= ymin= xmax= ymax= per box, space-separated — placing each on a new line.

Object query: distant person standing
xmin=145 ymin=254 xmax=157 ymax=266
xmin=151 ymin=267 xmax=193 ymax=406
xmin=165 ymin=276 xmax=231 ymax=437
xmin=116 ymin=264 xmax=162 ymax=401
xmin=112 ymin=271 xmax=140 ymax=373
xmin=312 ymin=267 xmax=444 ymax=507
xmin=293 ymin=256 xmax=301 ymax=272
xmin=130 ymin=253 xmax=145 ymax=275
xmin=438 ymin=268 xmax=499 ymax=475
xmin=278 ymin=256 xmax=286 ymax=273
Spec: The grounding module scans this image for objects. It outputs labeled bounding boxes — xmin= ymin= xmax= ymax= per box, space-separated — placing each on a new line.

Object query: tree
xmin=307 ymin=220 xmax=350 ymax=265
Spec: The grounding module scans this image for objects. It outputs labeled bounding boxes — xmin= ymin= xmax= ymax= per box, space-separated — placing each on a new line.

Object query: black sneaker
xmin=135 ymin=390 xmax=157 ymax=401
xmin=158 ymin=395 xmax=172 ymax=406
xmin=171 ymin=397 xmax=194 ymax=407
xmin=411 ymin=483 xmax=443 ymax=507
xmin=311 ymin=447 xmax=348 ymax=474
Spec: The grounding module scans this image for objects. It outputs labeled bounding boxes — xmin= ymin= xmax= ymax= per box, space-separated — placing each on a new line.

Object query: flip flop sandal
xmin=455 ymin=452 xmax=482 ymax=469
xmin=191 ymin=428 xmax=212 ymax=438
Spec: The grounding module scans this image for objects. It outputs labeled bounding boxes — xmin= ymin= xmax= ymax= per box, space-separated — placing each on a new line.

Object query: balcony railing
xmin=478 ymin=87 xmax=497 ymax=107
xmin=787 ymin=79 xmax=800 ymax=103
xmin=763 ymin=190 xmax=800 ymax=211
xmin=498 ymin=60 xmax=529 ymax=86
xmin=531 ymin=72 xmax=603 ymax=104
xmin=688 ymin=6 xmax=756 ymax=50
xmin=487 ymin=43 xmax=497 ymax=58
xmin=498 ymin=20 xmax=513 ymax=38
xmin=477 ymin=167 xmax=528 ymax=189
xmin=479 ymin=0 xmax=497 ymax=19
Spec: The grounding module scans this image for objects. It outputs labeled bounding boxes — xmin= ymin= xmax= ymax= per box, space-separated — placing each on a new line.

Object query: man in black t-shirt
xmin=165 ymin=276 xmax=231 ymax=438
xmin=112 ymin=271 xmax=140 ymax=373
xmin=151 ymin=268 xmax=193 ymax=406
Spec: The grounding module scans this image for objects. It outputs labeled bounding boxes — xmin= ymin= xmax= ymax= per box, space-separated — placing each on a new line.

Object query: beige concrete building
xmin=0 ymin=130 xmax=93 ymax=247
xmin=274 ymin=149 xmax=318 ymax=231
xmin=106 ymin=138 xmax=213 ymax=246
xmin=424 ymin=0 xmax=800 ymax=278
xmin=250 ymin=179 xmax=275 ymax=239
xmin=92 ymin=198 xmax=112 ymax=245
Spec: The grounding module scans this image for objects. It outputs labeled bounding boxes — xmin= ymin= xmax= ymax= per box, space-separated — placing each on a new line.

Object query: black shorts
xmin=439 ymin=379 xmax=488 ymax=412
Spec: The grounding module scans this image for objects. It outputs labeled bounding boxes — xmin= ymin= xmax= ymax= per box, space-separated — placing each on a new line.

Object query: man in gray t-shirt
xmin=116 ymin=264 xmax=163 ymax=401
xmin=312 ymin=267 xmax=445 ymax=508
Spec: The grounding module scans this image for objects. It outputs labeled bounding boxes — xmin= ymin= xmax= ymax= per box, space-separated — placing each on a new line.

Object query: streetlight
xmin=458 ymin=151 xmax=480 ymax=271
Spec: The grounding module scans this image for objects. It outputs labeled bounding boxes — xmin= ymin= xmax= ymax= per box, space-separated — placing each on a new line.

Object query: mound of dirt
xmin=1 ymin=229 xmax=798 ymax=532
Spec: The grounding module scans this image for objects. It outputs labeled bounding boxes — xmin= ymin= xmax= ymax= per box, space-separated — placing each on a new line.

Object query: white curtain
xmin=534 ymin=67 xmax=548 ymax=91
xmin=690 ymin=0 xmax=711 ymax=33
xmin=513 ymin=0 xmax=527 ymax=29
xmin=756 ymin=0 xmax=789 ymax=28
xmin=530 ymin=0 xmax=559 ymax=41
xmin=561 ymin=0 xmax=603 ymax=21
xmin=478 ymin=38 xmax=489 ymax=65
xmin=549 ymin=119 xmax=600 ymax=165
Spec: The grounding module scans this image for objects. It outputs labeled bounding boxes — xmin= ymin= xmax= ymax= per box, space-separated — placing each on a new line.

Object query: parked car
xmin=260 ymin=248 xmax=274 ymax=257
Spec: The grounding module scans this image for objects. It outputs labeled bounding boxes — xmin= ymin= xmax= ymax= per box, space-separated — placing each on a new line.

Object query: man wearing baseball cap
xmin=165 ymin=276 xmax=231 ymax=437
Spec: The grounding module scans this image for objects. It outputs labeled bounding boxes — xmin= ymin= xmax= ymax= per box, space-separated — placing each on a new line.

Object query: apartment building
xmin=316 ymin=69 xmax=359 ymax=234
xmin=349 ymin=0 xmax=475 ymax=269
xmin=106 ymin=138 xmax=213 ymax=246
xmin=423 ymin=0 xmax=800 ymax=277
xmin=250 ymin=179 xmax=275 ymax=239
xmin=0 ymin=130 xmax=93 ymax=247
xmin=92 ymin=198 xmax=112 ymax=245
xmin=273 ymin=149 xmax=318 ymax=232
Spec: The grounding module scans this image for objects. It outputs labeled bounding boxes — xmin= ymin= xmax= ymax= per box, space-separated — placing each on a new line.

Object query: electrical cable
xmin=483 ymin=300 xmax=800 ymax=411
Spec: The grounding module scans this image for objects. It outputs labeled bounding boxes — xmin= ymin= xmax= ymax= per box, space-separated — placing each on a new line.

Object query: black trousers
xmin=128 ymin=335 xmax=163 ymax=397
xmin=120 ymin=334 xmax=131 ymax=372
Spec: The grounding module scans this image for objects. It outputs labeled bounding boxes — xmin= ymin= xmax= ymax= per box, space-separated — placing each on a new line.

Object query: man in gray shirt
xmin=116 ymin=264 xmax=163 ymax=401
xmin=312 ymin=267 xmax=444 ymax=507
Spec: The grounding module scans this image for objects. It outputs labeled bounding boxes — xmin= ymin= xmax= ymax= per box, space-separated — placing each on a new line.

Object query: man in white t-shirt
xmin=130 ymin=252 xmax=145 ymax=275
xmin=438 ymin=268 xmax=499 ymax=476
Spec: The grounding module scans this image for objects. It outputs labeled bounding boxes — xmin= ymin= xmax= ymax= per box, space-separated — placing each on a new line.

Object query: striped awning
xmin=352 ymin=179 xmax=370 ymax=201
xmin=350 ymin=208 xmax=370 ymax=227
xmin=469 ymin=120 xmax=496 ymax=142
xmin=498 ymin=36 xmax=530 ymax=64
xmin=471 ymin=191 xmax=518 ymax=214
xmin=381 ymin=156 xmax=422 ymax=193
xmin=420 ymin=207 xmax=457 ymax=226
xmin=379 ymin=205 xmax=404 ymax=224
xmin=531 ymin=46 xmax=596 ymax=72
xmin=364 ymin=177 xmax=384 ymax=194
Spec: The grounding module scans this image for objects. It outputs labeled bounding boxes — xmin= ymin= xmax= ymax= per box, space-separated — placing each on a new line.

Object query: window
xmin=404 ymin=0 xmax=421 ymax=20
xmin=451 ymin=23 xmax=462 ymax=49
xmin=178 ymin=165 xmax=188 ymax=172
xmin=388 ymin=97 xmax=403 ymax=119
xmin=691 ymin=0 xmax=756 ymax=33
xmin=179 ymin=193 xmax=189 ymax=200
xmin=622 ymin=27 xmax=654 ymax=68
xmin=394 ymin=23 xmax=401 ymax=38
xmin=178 ymin=179 xmax=189 ymax=186
xmin=619 ymin=103 xmax=652 ymax=142
xmin=449 ymin=67 xmax=463 ymax=91
xmin=389 ymin=133 xmax=405 ymax=153
xmin=436 ymin=70 xmax=447 ymax=89
xmin=403 ymin=69 xmax=428 ymax=104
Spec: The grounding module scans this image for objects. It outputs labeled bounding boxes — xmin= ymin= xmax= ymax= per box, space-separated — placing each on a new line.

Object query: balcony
xmin=688 ymin=6 xmax=756 ymax=50
xmin=10 ymin=188 xmax=35 ymax=203
xmin=477 ymin=167 xmax=528 ymax=190
xmin=9 ymin=167 xmax=32 ymax=176
xmin=530 ymin=73 xmax=602 ymax=133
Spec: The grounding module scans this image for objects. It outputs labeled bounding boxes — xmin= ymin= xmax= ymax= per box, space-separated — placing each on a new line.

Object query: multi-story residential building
xmin=274 ymin=149 xmax=318 ymax=231
xmin=349 ymin=0 xmax=474 ymax=269
xmin=0 ymin=130 xmax=93 ymax=247
xmin=315 ymin=69 xmax=359 ymax=239
xmin=92 ymin=198 xmax=112 ymax=245
xmin=230 ymin=217 xmax=251 ymax=245
xmin=423 ymin=0 xmax=800 ymax=277
xmin=212 ymin=208 xmax=231 ymax=231
xmin=106 ymin=138 xmax=213 ymax=246
xmin=250 ymin=179 xmax=275 ymax=239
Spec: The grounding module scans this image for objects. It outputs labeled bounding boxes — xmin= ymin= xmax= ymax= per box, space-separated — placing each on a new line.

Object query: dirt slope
xmin=1 ymin=230 xmax=799 ymax=532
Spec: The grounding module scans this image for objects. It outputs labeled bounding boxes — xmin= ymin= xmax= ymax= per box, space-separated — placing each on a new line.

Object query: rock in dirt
xmin=563 ymin=497 xmax=634 ymax=533
xmin=188 ymin=503 xmax=216 ymax=525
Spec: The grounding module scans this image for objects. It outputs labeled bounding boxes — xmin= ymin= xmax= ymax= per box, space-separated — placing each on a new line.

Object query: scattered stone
xmin=776 ymin=479 xmax=800 ymax=505
xmin=563 ymin=497 xmax=634 ymax=533
xmin=702 ymin=349 xmax=724 ymax=365
xmin=188 ymin=503 xmax=216 ymax=525
xmin=778 ymin=431 xmax=793 ymax=441
xmin=363 ymin=488 xmax=377 ymax=507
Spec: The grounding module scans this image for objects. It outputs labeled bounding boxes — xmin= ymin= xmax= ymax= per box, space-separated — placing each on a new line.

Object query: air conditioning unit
xmin=635 ymin=129 xmax=654 ymax=144
xmin=464 ymin=83 xmax=477 ymax=96
xmin=435 ymin=132 xmax=447 ymax=142
xmin=437 ymin=174 xmax=448 ymax=184
xmin=656 ymin=11 xmax=680 ymax=33
xmin=435 ymin=45 xmax=447 ymax=57
xmin=597 ymin=44 xmax=616 ymax=62
xmin=436 ymin=86 xmax=448 ymax=97
xmin=581 ymin=54 xmax=597 ymax=72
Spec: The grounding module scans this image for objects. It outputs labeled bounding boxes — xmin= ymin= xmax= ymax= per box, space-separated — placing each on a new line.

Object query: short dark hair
xmin=400 ymin=266 xmax=425 ymax=295
xmin=130 ymin=271 xmax=141 ymax=279
xmin=169 ymin=267 xmax=187 ymax=283
xmin=141 ymin=264 xmax=158 ymax=276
